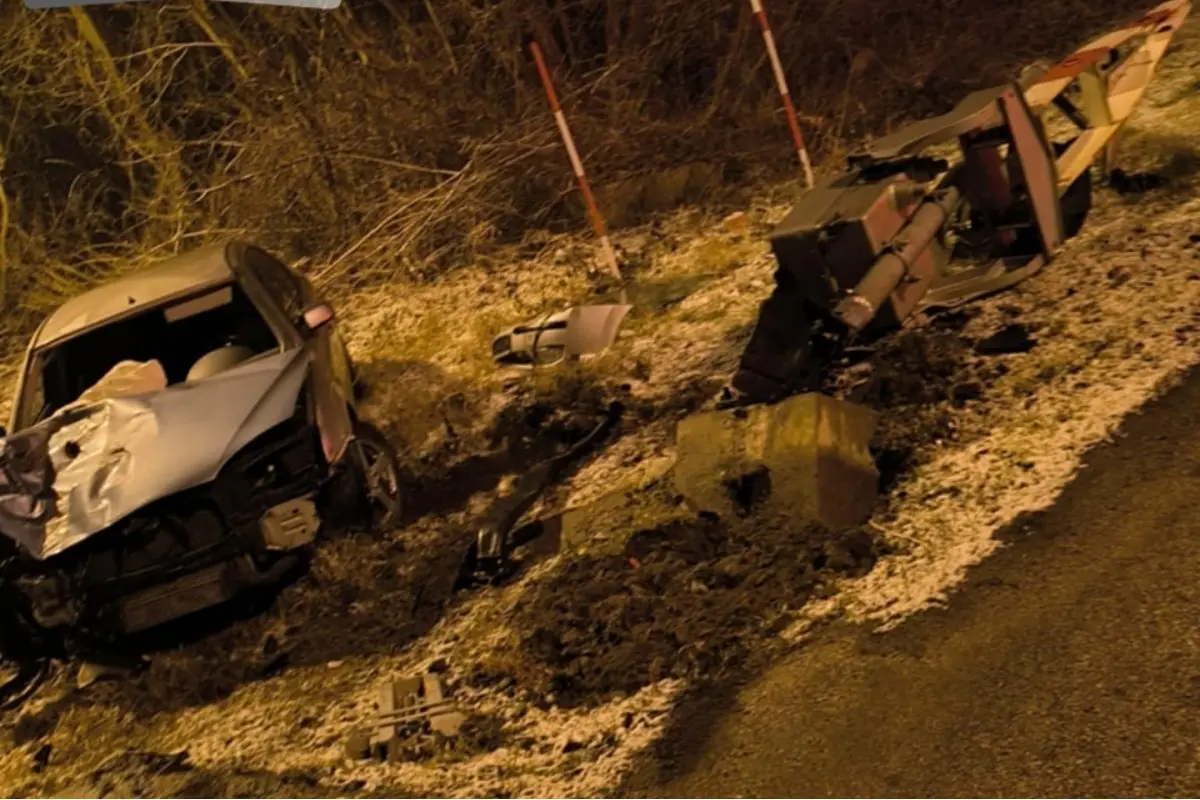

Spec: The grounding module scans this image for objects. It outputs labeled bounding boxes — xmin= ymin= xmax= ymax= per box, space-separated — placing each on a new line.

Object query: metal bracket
xmin=259 ymin=496 xmax=320 ymax=550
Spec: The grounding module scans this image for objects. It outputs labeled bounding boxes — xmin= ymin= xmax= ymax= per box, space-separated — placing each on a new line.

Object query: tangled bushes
xmin=0 ymin=0 xmax=1140 ymax=319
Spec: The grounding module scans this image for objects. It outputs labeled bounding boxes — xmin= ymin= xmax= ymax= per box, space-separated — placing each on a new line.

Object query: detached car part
xmin=727 ymin=0 xmax=1188 ymax=405
xmin=0 ymin=241 xmax=404 ymax=663
xmin=376 ymin=674 xmax=464 ymax=741
xmin=347 ymin=673 xmax=467 ymax=762
xmin=492 ymin=304 xmax=632 ymax=367
xmin=458 ymin=401 xmax=623 ymax=588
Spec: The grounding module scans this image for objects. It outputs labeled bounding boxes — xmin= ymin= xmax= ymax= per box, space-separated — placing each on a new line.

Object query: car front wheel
xmin=350 ymin=421 xmax=403 ymax=532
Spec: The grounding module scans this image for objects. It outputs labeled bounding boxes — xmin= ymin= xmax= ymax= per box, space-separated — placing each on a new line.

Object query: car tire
xmin=349 ymin=420 xmax=403 ymax=532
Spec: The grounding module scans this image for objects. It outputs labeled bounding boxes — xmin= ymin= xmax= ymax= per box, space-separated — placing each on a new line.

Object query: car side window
xmin=245 ymin=247 xmax=306 ymax=321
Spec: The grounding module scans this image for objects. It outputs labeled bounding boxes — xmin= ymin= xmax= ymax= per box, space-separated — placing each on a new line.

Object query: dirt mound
xmin=496 ymin=514 xmax=882 ymax=708
xmin=842 ymin=327 xmax=982 ymax=490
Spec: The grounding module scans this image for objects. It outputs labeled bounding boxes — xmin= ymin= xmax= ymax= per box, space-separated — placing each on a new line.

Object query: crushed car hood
xmin=0 ymin=348 xmax=312 ymax=560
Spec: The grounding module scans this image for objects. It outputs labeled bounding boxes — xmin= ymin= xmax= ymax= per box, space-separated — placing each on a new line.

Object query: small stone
xmin=951 ymin=381 xmax=983 ymax=406
xmin=31 ymin=743 xmax=51 ymax=773
xmin=974 ymin=324 xmax=1036 ymax=355
xmin=722 ymin=211 xmax=750 ymax=236
xmin=344 ymin=731 xmax=371 ymax=761
xmin=77 ymin=660 xmax=136 ymax=689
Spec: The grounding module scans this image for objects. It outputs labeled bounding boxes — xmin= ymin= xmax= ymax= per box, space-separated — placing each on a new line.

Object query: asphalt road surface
xmin=638 ymin=366 xmax=1200 ymax=798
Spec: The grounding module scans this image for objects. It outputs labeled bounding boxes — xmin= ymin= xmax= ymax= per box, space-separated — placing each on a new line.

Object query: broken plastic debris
xmin=491 ymin=304 xmax=631 ymax=367
xmin=354 ymin=674 xmax=467 ymax=760
xmin=457 ymin=403 xmax=623 ymax=588
xmin=974 ymin=323 xmax=1037 ymax=355
xmin=77 ymin=658 xmax=143 ymax=689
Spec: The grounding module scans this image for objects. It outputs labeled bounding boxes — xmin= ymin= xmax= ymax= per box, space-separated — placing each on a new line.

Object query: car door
xmin=294 ymin=273 xmax=356 ymax=409
xmin=241 ymin=246 xmax=355 ymax=465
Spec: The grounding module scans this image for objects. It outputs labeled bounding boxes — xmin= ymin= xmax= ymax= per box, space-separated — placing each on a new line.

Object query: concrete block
xmin=673 ymin=393 xmax=878 ymax=529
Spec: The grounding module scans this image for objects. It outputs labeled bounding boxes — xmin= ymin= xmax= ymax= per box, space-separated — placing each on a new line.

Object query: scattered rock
xmin=974 ymin=324 xmax=1037 ymax=355
xmin=431 ymin=708 xmax=467 ymax=737
xmin=255 ymin=651 xmax=290 ymax=679
xmin=1107 ymin=266 xmax=1132 ymax=287
xmin=1110 ymin=168 xmax=1164 ymax=194
xmin=721 ymin=211 xmax=750 ymax=236
xmin=31 ymin=743 xmax=51 ymax=773
xmin=456 ymin=714 xmax=506 ymax=753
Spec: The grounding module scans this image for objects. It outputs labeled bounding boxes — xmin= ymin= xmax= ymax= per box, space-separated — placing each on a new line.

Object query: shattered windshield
xmin=19 ymin=281 xmax=281 ymax=428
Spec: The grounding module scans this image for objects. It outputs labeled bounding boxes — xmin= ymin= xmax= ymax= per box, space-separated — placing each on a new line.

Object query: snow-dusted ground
xmin=3 ymin=15 xmax=1199 ymax=799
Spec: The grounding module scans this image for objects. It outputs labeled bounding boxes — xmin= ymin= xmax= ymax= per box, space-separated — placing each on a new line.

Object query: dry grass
xmin=0 ymin=0 xmax=1160 ymax=327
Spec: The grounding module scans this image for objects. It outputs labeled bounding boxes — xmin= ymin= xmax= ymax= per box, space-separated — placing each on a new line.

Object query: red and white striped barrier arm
xmin=749 ymin=0 xmax=815 ymax=188
xmin=529 ymin=41 xmax=623 ymax=284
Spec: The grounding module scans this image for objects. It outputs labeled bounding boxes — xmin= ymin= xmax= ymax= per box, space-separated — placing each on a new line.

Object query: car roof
xmin=34 ymin=243 xmax=238 ymax=349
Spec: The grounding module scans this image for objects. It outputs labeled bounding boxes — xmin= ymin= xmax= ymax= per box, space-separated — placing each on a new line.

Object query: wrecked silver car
xmin=0 ymin=241 xmax=401 ymax=660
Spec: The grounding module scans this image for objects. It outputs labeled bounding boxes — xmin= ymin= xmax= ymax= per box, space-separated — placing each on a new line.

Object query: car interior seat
xmin=186 ymin=345 xmax=255 ymax=382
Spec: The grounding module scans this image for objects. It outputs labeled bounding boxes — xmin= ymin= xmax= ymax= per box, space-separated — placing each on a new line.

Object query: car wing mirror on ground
xmin=301 ymin=303 xmax=336 ymax=333
xmin=491 ymin=304 xmax=632 ymax=367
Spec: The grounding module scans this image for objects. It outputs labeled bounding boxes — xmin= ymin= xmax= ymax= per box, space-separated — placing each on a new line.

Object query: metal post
xmin=529 ymin=40 xmax=623 ymax=285
xmin=749 ymin=0 xmax=815 ymax=188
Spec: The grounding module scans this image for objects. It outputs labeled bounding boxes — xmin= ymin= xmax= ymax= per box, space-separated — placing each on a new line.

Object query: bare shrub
xmin=0 ymin=0 xmax=1142 ymax=317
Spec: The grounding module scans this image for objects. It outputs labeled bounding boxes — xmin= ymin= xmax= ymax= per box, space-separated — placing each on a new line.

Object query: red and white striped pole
xmin=749 ymin=0 xmax=815 ymax=189
xmin=529 ymin=40 xmax=624 ymax=287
